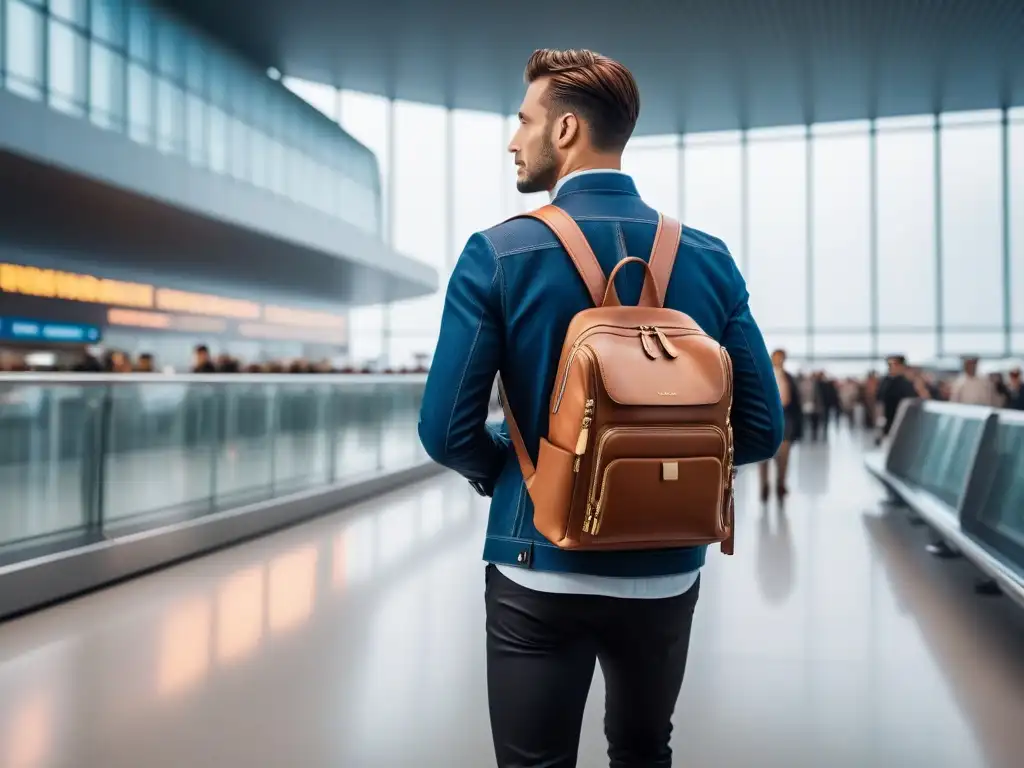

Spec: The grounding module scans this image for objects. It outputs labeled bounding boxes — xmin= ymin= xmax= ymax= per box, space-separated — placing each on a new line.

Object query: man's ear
xmin=554 ymin=112 xmax=579 ymax=149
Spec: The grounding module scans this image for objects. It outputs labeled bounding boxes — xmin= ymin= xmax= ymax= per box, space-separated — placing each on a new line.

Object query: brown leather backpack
xmin=500 ymin=205 xmax=735 ymax=555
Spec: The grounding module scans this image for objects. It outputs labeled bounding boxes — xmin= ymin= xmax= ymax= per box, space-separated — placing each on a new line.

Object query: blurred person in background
xmin=877 ymin=355 xmax=926 ymax=445
xmin=839 ymin=377 xmax=860 ymax=428
xmin=1006 ymin=368 xmax=1023 ymax=410
xmin=760 ymin=349 xmax=803 ymax=502
xmin=192 ymin=344 xmax=217 ymax=373
xmin=949 ymin=357 xmax=999 ymax=406
xmin=862 ymin=371 xmax=880 ymax=429
xmin=989 ymin=372 xmax=1010 ymax=407
xmin=135 ymin=353 xmax=156 ymax=372
xmin=103 ymin=349 xmax=132 ymax=373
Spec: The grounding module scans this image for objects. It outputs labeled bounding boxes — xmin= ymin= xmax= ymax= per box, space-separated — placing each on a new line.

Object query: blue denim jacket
xmin=419 ymin=172 xmax=784 ymax=577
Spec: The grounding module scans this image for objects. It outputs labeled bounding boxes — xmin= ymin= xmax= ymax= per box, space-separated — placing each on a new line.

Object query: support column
xmin=382 ymin=97 xmax=398 ymax=366
xmin=934 ymin=115 xmax=944 ymax=357
xmin=445 ymin=109 xmax=456 ymax=270
xmin=806 ymin=125 xmax=815 ymax=361
xmin=740 ymin=130 xmax=750 ymax=275
xmin=869 ymin=120 xmax=879 ymax=360
xmin=1001 ymin=108 xmax=1012 ymax=356
xmin=677 ymin=134 xmax=686 ymax=221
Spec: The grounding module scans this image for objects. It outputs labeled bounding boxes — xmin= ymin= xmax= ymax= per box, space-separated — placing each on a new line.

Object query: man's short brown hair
xmin=525 ymin=48 xmax=640 ymax=152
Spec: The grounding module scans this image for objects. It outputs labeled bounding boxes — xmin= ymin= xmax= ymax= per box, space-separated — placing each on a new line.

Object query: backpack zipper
xmin=552 ymin=325 xmax=703 ymax=413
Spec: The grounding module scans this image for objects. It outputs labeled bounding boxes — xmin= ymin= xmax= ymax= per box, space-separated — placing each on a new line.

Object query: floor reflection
xmin=0 ymin=429 xmax=1021 ymax=767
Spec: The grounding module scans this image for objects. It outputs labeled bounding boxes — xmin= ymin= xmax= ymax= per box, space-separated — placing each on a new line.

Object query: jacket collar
xmin=550 ymin=169 xmax=639 ymax=201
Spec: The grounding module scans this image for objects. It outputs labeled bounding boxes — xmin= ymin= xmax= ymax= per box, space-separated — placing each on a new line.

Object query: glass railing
xmin=0 ymin=374 xmax=429 ymax=564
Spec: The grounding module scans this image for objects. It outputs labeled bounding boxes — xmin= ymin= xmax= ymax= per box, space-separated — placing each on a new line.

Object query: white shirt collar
xmin=550 ymin=168 xmax=627 ymax=200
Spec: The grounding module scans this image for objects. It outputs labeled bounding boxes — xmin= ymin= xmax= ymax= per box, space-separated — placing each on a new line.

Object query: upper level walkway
xmin=1 ymin=418 xmax=1022 ymax=768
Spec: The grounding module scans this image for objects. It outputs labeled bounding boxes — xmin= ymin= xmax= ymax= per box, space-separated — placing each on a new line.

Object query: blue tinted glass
xmin=90 ymin=42 xmax=125 ymax=130
xmin=5 ymin=1 xmax=45 ymax=99
xmin=156 ymin=17 xmax=184 ymax=80
xmin=127 ymin=2 xmax=150 ymax=62
xmin=980 ymin=420 xmax=1024 ymax=543
xmin=90 ymin=0 xmax=125 ymax=47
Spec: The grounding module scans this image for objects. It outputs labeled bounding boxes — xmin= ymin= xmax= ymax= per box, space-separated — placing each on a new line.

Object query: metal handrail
xmin=0 ymin=372 xmax=429 ymax=386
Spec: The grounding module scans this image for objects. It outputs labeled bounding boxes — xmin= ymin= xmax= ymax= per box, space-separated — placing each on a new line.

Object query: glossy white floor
xmin=1 ymin=425 xmax=1023 ymax=768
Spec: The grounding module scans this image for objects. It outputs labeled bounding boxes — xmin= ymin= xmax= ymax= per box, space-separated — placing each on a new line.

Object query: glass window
xmin=156 ymin=78 xmax=185 ymax=155
xmin=156 ymin=16 xmax=184 ymax=82
xmin=811 ymin=333 xmax=873 ymax=357
xmin=811 ymin=131 xmax=871 ymax=330
xmin=50 ymin=0 xmax=87 ymax=27
xmin=622 ymin=141 xmax=680 ymax=216
xmin=207 ymin=53 xmax=227 ymax=108
xmin=452 ymin=109 xmax=505 ymax=248
xmin=683 ymin=138 xmax=743 ymax=258
xmin=5 ymin=1 xmax=45 ymax=100
xmin=90 ymin=0 xmax=125 ymax=47
xmin=208 ymin=106 xmax=228 ymax=174
xmin=185 ymin=94 xmax=206 ymax=167
xmin=283 ymin=77 xmax=336 ymax=120
xmin=877 ymin=126 xmax=936 ymax=330
xmin=940 ymin=122 xmax=1003 ymax=329
xmin=268 ymin=138 xmax=287 ymax=196
xmin=349 ymin=306 xmax=385 ymax=365
xmin=48 ymin=19 xmax=88 ymax=116
xmin=127 ymin=62 xmax=152 ymax=145
xmin=876 ymin=332 xmax=938 ymax=365
xmin=339 ymin=89 xmax=391 ymax=236
xmin=89 ymin=42 xmax=125 ymax=131
xmin=127 ymin=2 xmax=151 ymax=63
xmin=746 ymin=134 xmax=808 ymax=332
xmin=389 ymin=100 xmax=449 ymax=362
xmin=1013 ymin=122 xmax=1024 ymax=334
xmin=228 ymin=116 xmax=249 ymax=180
xmin=249 ymin=130 xmax=268 ymax=190
xmin=184 ymin=36 xmax=205 ymax=95
xmin=942 ymin=332 xmax=1005 ymax=356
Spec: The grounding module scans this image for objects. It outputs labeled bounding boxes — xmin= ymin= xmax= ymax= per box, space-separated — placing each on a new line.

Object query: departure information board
xmin=0 ymin=316 xmax=102 ymax=344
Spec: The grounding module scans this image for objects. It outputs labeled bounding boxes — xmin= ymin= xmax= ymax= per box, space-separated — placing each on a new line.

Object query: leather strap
xmin=498 ymin=378 xmax=536 ymax=483
xmin=642 ymin=215 xmax=682 ymax=307
xmin=498 ymin=208 xmax=680 ymax=486
xmin=513 ymin=204 xmax=617 ymax=307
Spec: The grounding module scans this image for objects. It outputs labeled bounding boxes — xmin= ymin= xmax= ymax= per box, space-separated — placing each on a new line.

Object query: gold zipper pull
xmin=583 ymin=503 xmax=594 ymax=533
xmin=654 ymin=327 xmax=680 ymax=359
xmin=573 ymin=416 xmax=592 ymax=473
xmin=639 ymin=329 xmax=658 ymax=360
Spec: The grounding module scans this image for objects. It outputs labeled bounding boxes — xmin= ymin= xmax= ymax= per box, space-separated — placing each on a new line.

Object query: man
xmin=419 ymin=48 xmax=783 ymax=767
xmin=949 ymin=356 xmax=999 ymax=406
xmin=759 ymin=349 xmax=802 ymax=502
xmin=1007 ymin=368 xmax=1024 ymax=410
xmin=191 ymin=344 xmax=217 ymax=373
xmin=876 ymin=355 xmax=923 ymax=444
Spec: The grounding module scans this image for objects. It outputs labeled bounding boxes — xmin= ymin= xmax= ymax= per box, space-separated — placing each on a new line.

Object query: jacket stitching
xmin=497 ymin=241 xmax=560 ymax=257
xmin=511 ymin=481 xmax=525 ymax=537
xmin=554 ymin=188 xmax=636 ymax=199
xmin=615 ymin=222 xmax=628 ymax=260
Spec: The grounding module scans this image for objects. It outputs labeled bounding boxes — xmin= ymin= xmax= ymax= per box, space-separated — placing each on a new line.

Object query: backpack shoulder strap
xmin=510 ymin=204 xmax=616 ymax=307
xmin=499 ymin=204 xmax=613 ymax=484
xmin=643 ymin=214 xmax=683 ymax=308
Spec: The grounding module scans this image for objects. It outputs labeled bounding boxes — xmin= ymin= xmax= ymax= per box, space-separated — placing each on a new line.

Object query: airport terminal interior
xmin=1 ymin=1 xmax=1023 ymax=766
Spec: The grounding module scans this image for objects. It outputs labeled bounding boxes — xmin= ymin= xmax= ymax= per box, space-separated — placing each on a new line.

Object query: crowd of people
xmin=0 ymin=344 xmax=428 ymax=375
xmin=759 ymin=350 xmax=1024 ymax=501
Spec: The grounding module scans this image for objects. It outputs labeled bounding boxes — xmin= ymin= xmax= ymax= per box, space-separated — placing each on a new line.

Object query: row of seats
xmin=866 ymin=400 xmax=1024 ymax=606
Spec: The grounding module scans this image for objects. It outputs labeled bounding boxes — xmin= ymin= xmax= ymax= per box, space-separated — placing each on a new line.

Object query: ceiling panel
xmin=162 ymin=0 xmax=1024 ymax=135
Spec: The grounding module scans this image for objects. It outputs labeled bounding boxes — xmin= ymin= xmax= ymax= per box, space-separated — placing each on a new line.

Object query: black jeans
xmin=485 ymin=564 xmax=700 ymax=768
